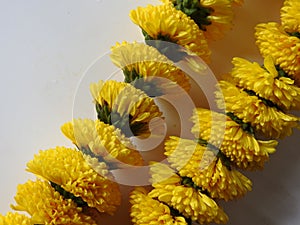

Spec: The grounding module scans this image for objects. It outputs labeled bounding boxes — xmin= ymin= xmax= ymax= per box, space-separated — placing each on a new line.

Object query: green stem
xmin=123 ymin=68 xmax=164 ymax=97
xmin=172 ymin=0 xmax=213 ymax=31
xmin=244 ymin=89 xmax=282 ymax=111
xmin=50 ymin=182 xmax=87 ymax=207
xmin=288 ymin=31 xmax=300 ymax=39
xmin=180 ymin=175 xmax=211 ymax=196
xmin=226 ymin=111 xmax=254 ymax=135
xmin=142 ymin=30 xmax=188 ymax=62
xmin=196 ymin=138 xmax=232 ymax=170
xmin=156 ymin=199 xmax=192 ymax=225
xmin=96 ymin=103 xmax=147 ymax=137
xmin=275 ymin=65 xmax=291 ymax=78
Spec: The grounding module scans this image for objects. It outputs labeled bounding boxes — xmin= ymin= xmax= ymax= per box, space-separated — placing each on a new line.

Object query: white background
xmin=0 ymin=0 xmax=299 ymax=224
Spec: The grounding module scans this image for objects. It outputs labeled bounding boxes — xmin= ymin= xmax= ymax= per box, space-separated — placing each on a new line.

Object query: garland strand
xmin=1 ymin=0 xmax=299 ymax=224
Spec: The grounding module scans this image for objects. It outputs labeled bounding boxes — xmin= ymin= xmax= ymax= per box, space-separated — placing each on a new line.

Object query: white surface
xmin=0 ymin=0 xmax=299 ymax=224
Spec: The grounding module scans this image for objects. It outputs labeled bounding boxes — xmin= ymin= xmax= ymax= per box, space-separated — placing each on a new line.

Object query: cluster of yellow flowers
xmin=256 ymin=0 xmax=300 ymax=85
xmin=0 ymin=0 xmax=299 ymax=224
xmin=128 ymin=0 xmax=300 ymax=224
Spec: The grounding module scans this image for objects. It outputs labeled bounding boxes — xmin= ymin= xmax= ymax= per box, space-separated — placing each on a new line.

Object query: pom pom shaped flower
xmin=129 ymin=3 xmax=210 ymax=62
xmin=61 ymin=119 xmax=143 ymax=167
xmin=199 ymin=0 xmax=234 ymax=40
xmin=130 ymin=187 xmax=188 ymax=225
xmin=110 ymin=41 xmax=191 ymax=96
xmin=11 ymin=180 xmax=96 ymax=225
xmin=191 ymin=108 xmax=277 ymax=170
xmin=163 ymin=0 xmax=234 ymax=41
xmin=280 ymin=0 xmax=300 ymax=33
xmin=90 ymin=80 xmax=163 ymax=137
xmin=164 ymin=136 xmax=252 ymax=200
xmin=149 ymin=163 xmax=229 ymax=224
xmin=0 ymin=212 xmax=31 ymax=225
xmin=255 ymin=22 xmax=300 ymax=80
xmin=230 ymin=56 xmax=300 ymax=110
xmin=26 ymin=146 xmax=121 ymax=215
xmin=216 ymin=80 xmax=300 ymax=138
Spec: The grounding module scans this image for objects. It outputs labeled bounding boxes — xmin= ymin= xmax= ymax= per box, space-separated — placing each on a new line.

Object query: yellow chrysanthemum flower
xmin=164 ymin=136 xmax=252 ymax=200
xmin=162 ymin=0 xmax=234 ymax=41
xmin=230 ymin=56 xmax=300 ymax=110
xmin=130 ymin=3 xmax=210 ymax=63
xmin=0 ymin=212 xmax=31 ymax=225
xmin=26 ymin=146 xmax=121 ymax=215
xmin=280 ymin=0 xmax=300 ymax=33
xmin=200 ymin=0 xmax=234 ymax=40
xmin=61 ymin=119 xmax=143 ymax=167
xmin=216 ymin=80 xmax=300 ymax=139
xmin=191 ymin=108 xmax=277 ymax=170
xmin=149 ymin=163 xmax=228 ymax=224
xmin=255 ymin=22 xmax=300 ymax=81
xmin=90 ymin=80 xmax=163 ymax=137
xmin=164 ymin=136 xmax=217 ymax=174
xmin=94 ymin=120 xmax=144 ymax=166
xmin=110 ymin=41 xmax=191 ymax=96
xmin=130 ymin=187 xmax=188 ymax=225
xmin=11 ymin=180 xmax=96 ymax=225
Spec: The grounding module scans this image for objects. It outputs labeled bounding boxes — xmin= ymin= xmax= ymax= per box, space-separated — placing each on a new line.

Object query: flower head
xmin=162 ymin=0 xmax=234 ymax=41
xmin=280 ymin=0 xmax=300 ymax=33
xmin=199 ymin=0 xmax=234 ymax=40
xmin=11 ymin=179 xmax=96 ymax=225
xmin=164 ymin=136 xmax=215 ymax=173
xmin=230 ymin=56 xmax=300 ymax=110
xmin=191 ymin=108 xmax=277 ymax=170
xmin=216 ymin=80 xmax=300 ymax=138
xmin=149 ymin=163 xmax=229 ymax=224
xmin=61 ymin=119 xmax=143 ymax=167
xmin=110 ymin=41 xmax=191 ymax=96
xmin=0 ymin=212 xmax=31 ymax=225
xmin=26 ymin=146 xmax=121 ymax=215
xmin=164 ymin=136 xmax=252 ymax=200
xmin=130 ymin=187 xmax=188 ymax=225
xmin=90 ymin=80 xmax=163 ymax=137
xmin=130 ymin=3 xmax=210 ymax=62
xmin=255 ymin=22 xmax=300 ymax=81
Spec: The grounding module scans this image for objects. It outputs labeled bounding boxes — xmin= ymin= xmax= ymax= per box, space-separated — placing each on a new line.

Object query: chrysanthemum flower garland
xmin=129 ymin=0 xmax=299 ymax=224
xmin=0 ymin=0 xmax=237 ymax=223
xmin=1 ymin=0 xmax=299 ymax=225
